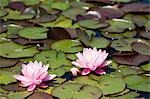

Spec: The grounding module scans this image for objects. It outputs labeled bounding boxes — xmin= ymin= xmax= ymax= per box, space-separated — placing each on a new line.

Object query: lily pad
xmin=51 ymin=39 xmax=82 ymax=53
xmin=2 ymin=9 xmax=34 ymax=20
xmin=0 ymin=70 xmax=16 ymax=85
xmin=131 ymin=42 xmax=150 ymax=55
xmin=139 ymin=31 xmax=150 ymax=39
xmin=7 ymin=91 xmax=32 ymax=99
xmin=62 ymin=7 xmax=86 ymax=19
xmin=110 ymin=92 xmax=139 ymax=99
xmin=98 ymin=75 xmax=126 ymax=95
xmin=28 ymin=91 xmax=53 ymax=99
xmin=1 ymin=83 xmax=26 ymax=91
xmin=89 ymin=37 xmax=110 ymax=48
xmin=78 ymin=19 xmax=108 ymax=29
xmin=0 ymin=42 xmax=39 ymax=58
xmin=124 ymin=75 xmax=150 ymax=92
xmin=0 ymin=57 xmax=18 ymax=68
xmin=113 ymin=54 xmax=150 ymax=66
xmin=51 ymin=2 xmax=70 ymax=11
xmin=34 ymin=50 xmax=71 ymax=77
xmin=18 ymin=27 xmax=48 ymax=40
xmin=52 ymin=83 xmax=102 ymax=99
xmin=145 ymin=20 xmax=150 ymax=31
xmin=140 ymin=64 xmax=150 ymax=71
xmin=0 ymin=0 xmax=9 ymax=8
xmin=22 ymin=0 xmax=41 ymax=5
xmin=0 ymin=9 xmax=7 ymax=17
xmin=101 ymin=19 xmax=135 ymax=33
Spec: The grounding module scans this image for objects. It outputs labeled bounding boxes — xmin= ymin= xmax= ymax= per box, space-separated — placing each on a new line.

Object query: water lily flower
xmin=71 ymin=47 xmax=111 ymax=76
xmin=13 ymin=61 xmax=56 ymax=91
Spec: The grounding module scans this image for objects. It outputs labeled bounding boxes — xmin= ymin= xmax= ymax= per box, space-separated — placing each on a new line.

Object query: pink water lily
xmin=71 ymin=47 xmax=111 ymax=76
xmin=13 ymin=61 xmax=56 ymax=91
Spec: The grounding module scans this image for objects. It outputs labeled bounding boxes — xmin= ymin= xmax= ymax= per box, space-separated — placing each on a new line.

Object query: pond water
xmin=0 ymin=0 xmax=150 ymax=99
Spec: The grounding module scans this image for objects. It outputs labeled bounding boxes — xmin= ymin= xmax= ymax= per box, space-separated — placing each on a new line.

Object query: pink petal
xmin=13 ymin=75 xmax=30 ymax=82
xmin=100 ymin=61 xmax=112 ymax=67
xmin=81 ymin=68 xmax=91 ymax=75
xmin=34 ymin=80 xmax=42 ymax=85
xmin=70 ymin=67 xmax=80 ymax=76
xmin=43 ymin=74 xmax=56 ymax=81
xmin=38 ymin=83 xmax=48 ymax=88
xmin=95 ymin=68 xmax=106 ymax=75
xmin=27 ymin=84 xmax=36 ymax=91
xmin=20 ymin=81 xmax=33 ymax=87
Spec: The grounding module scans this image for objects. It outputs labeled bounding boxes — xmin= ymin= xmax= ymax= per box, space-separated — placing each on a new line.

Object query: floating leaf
xmin=2 ymin=9 xmax=34 ymax=20
xmin=0 ymin=57 xmax=18 ymax=68
xmin=140 ymin=64 xmax=150 ymax=72
xmin=1 ymin=83 xmax=26 ymax=91
xmin=89 ymin=37 xmax=110 ymax=48
xmin=52 ymin=83 xmax=102 ymax=99
xmin=78 ymin=19 xmax=108 ymax=29
xmin=131 ymin=42 xmax=150 ymax=55
xmin=0 ymin=9 xmax=7 ymax=17
xmin=121 ymin=3 xmax=150 ymax=13
xmin=0 ymin=70 xmax=16 ymax=85
xmin=34 ymin=50 xmax=71 ymax=77
xmin=101 ymin=19 xmax=135 ymax=33
xmin=28 ymin=91 xmax=53 ymax=99
xmin=110 ymin=92 xmax=139 ymax=99
xmin=7 ymin=91 xmax=32 ymax=99
xmin=98 ymin=75 xmax=126 ymax=95
xmin=51 ymin=2 xmax=70 ymax=11
xmin=139 ymin=31 xmax=150 ymax=39
xmin=0 ymin=42 xmax=39 ymax=58
xmin=22 ymin=0 xmax=41 ymax=5
xmin=18 ymin=27 xmax=48 ymax=40
xmin=145 ymin=20 xmax=150 ymax=31
xmin=62 ymin=7 xmax=86 ymax=19
xmin=124 ymin=75 xmax=150 ymax=92
xmin=110 ymin=0 xmax=137 ymax=3
xmin=113 ymin=54 xmax=150 ymax=66
xmin=51 ymin=39 xmax=82 ymax=53
xmin=0 ymin=0 xmax=9 ymax=8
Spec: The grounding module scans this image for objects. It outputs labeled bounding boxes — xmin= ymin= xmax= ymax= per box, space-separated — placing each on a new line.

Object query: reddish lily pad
xmin=28 ymin=91 xmax=53 ymax=99
xmin=8 ymin=2 xmax=26 ymax=12
xmin=139 ymin=31 xmax=150 ymax=39
xmin=131 ymin=42 xmax=150 ymax=55
xmin=113 ymin=54 xmax=150 ymax=66
xmin=1 ymin=83 xmax=26 ymax=91
xmin=121 ymin=3 xmax=150 ymax=13
xmin=0 ymin=57 xmax=18 ymax=68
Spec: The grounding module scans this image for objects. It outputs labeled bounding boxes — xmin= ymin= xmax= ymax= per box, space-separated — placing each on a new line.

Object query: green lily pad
xmin=0 ymin=9 xmax=7 ymax=17
xmin=131 ymin=42 xmax=150 ymax=55
xmin=111 ymin=39 xmax=132 ymax=51
xmin=6 ymin=24 xmax=23 ymax=38
xmin=0 ymin=70 xmax=16 ymax=85
xmin=51 ymin=2 xmax=70 ymax=11
xmin=124 ymin=75 xmax=150 ymax=92
xmin=34 ymin=50 xmax=71 ymax=77
xmin=110 ymin=92 xmax=139 ymax=99
xmin=0 ymin=0 xmax=9 ymax=8
xmin=62 ymin=7 xmax=86 ymax=19
xmin=51 ymin=39 xmax=82 ymax=53
xmin=0 ymin=42 xmax=39 ymax=58
xmin=145 ymin=20 xmax=150 ymax=31
xmin=2 ymin=9 xmax=34 ymax=20
xmin=7 ymin=91 xmax=33 ymax=99
xmin=52 ymin=83 xmax=102 ymax=99
xmin=89 ymin=37 xmax=110 ymax=48
xmin=117 ymin=66 xmax=144 ymax=76
xmin=22 ymin=0 xmax=41 ymax=5
xmin=140 ymin=64 xmax=150 ymax=71
xmin=110 ymin=0 xmax=137 ymax=3
xmin=79 ymin=19 xmax=108 ymax=29
xmin=39 ymin=16 xmax=73 ymax=28
xmin=70 ymin=75 xmax=126 ymax=95
xmin=66 ymin=53 xmax=77 ymax=60
xmin=98 ymin=75 xmax=126 ymax=95
xmin=18 ymin=27 xmax=48 ymax=40
xmin=101 ymin=19 xmax=135 ymax=33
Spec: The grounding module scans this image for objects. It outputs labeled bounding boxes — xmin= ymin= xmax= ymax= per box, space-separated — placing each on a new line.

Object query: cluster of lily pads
xmin=0 ymin=0 xmax=150 ymax=99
